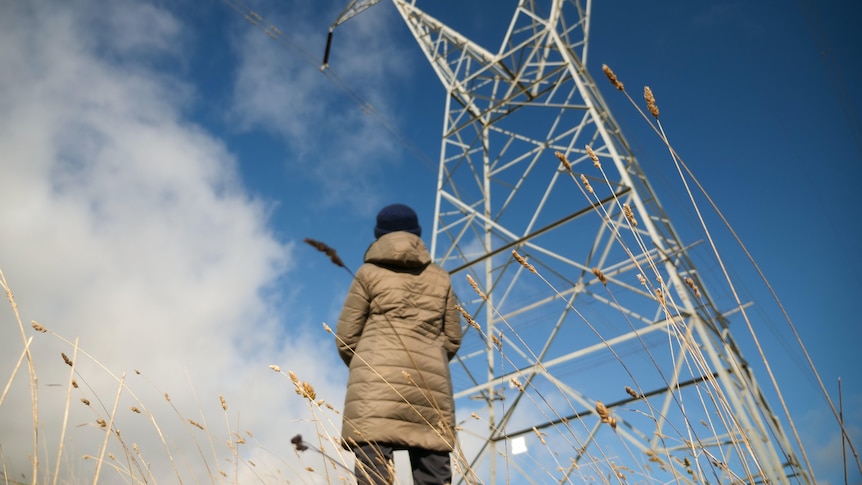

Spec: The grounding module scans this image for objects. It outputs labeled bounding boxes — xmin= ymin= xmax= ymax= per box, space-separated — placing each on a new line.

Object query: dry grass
xmin=2 ymin=64 xmax=860 ymax=485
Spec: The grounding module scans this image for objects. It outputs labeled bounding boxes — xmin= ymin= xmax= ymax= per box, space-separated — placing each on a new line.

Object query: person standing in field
xmin=336 ymin=203 xmax=462 ymax=485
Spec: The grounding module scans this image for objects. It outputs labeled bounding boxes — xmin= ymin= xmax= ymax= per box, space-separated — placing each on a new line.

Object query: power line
xmin=222 ymin=0 xmax=438 ymax=175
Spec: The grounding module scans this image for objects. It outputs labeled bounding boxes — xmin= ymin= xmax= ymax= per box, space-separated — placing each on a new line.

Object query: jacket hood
xmin=364 ymin=231 xmax=431 ymax=268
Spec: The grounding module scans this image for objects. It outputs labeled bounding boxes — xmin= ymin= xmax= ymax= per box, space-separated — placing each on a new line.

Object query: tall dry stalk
xmin=599 ymin=63 xmax=862 ymax=478
xmin=92 ymin=372 xmax=126 ymax=484
xmin=52 ymin=338 xmax=79 ymax=485
xmin=564 ymin=130 xmax=768 ymax=481
xmin=0 ymin=337 xmax=33 ymax=409
xmin=1 ymin=269 xmax=39 ymax=485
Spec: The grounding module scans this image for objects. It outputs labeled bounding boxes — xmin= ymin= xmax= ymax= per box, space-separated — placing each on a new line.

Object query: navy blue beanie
xmin=374 ymin=203 xmax=422 ymax=239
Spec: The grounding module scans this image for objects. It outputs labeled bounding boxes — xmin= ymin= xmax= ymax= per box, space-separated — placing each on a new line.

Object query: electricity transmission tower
xmin=332 ymin=0 xmax=812 ymax=483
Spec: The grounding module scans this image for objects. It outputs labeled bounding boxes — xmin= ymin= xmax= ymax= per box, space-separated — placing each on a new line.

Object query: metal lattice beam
xmin=391 ymin=0 xmax=810 ymax=483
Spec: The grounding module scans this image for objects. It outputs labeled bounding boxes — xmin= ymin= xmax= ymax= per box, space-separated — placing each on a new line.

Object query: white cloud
xmin=0 ymin=1 xmax=349 ymax=482
xmin=228 ymin=1 xmax=416 ymax=213
xmin=800 ymin=395 xmax=862 ymax=484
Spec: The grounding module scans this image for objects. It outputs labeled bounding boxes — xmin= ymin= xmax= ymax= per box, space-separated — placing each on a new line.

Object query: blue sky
xmin=1 ymin=0 xmax=860 ymax=483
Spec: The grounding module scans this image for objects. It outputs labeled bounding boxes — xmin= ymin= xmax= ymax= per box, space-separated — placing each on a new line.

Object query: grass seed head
xmin=591 ymin=268 xmax=607 ymax=286
xmin=466 ymin=274 xmax=487 ymax=301
xmin=61 ymin=352 xmax=73 ymax=367
xmin=595 ymin=400 xmax=617 ymax=429
xmin=623 ymin=204 xmax=638 ymax=227
xmin=580 ymin=174 xmax=594 ymax=194
xmin=455 ymin=305 xmax=481 ymax=331
xmin=512 ymin=250 xmax=536 ymax=273
xmin=532 ymin=427 xmax=547 ymax=445
xmin=80 ymin=398 xmax=90 ymax=406
xmin=644 ymin=86 xmax=660 ymax=118
xmin=510 ymin=378 xmax=524 ymax=392
xmin=645 ymin=449 xmax=664 ymax=464
xmin=595 ymin=400 xmax=609 ymax=420
xmin=586 ymin=145 xmax=600 ymax=168
xmin=684 ymin=277 xmax=702 ymax=298
xmin=31 ymin=321 xmax=47 ymax=333
xmin=602 ymin=64 xmax=624 ymax=90
xmin=554 ymin=151 xmax=572 ymax=173
xmin=130 ymin=406 xmax=141 ymax=414
xmin=269 ymin=364 xmax=281 ymax=373
xmin=96 ymin=418 xmax=106 ymax=428
xmin=625 ymin=386 xmax=640 ymax=399
xmin=304 ymin=238 xmax=346 ymax=269
xmin=293 ymin=379 xmax=317 ymax=401
xmin=288 ymin=370 xmax=316 ymax=399
xmin=491 ymin=332 xmax=503 ymax=351
xmin=291 ymin=434 xmax=309 ymax=451
xmin=189 ymin=419 xmax=205 ymax=430
xmin=402 ymin=371 xmax=416 ymax=385
xmin=219 ymin=394 xmax=227 ymax=411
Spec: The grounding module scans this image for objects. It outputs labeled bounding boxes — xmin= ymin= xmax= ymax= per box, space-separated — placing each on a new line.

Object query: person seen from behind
xmin=336 ymin=203 xmax=462 ymax=485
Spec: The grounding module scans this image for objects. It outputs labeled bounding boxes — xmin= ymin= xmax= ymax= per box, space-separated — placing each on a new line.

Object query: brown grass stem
xmin=0 ymin=336 xmax=32 ymax=409
xmin=459 ymin=270 xmax=625 ymax=478
xmin=184 ymin=368 xmax=221 ymax=482
xmin=600 ymin=68 xmax=833 ymax=477
xmin=93 ymin=372 xmax=125 ymax=484
xmin=1 ymin=269 xmax=39 ymax=484
xmin=840 ymin=377 xmax=848 ymax=485
xmin=284 ymin=367 xmax=354 ymax=480
xmin=509 ymin=216 xmax=742 ymax=482
xmin=579 ymin=135 xmax=768 ymax=479
xmin=651 ymin=114 xmax=821 ymax=478
xmin=160 ymin=389 xmax=214 ymax=481
xmin=217 ymin=393 xmax=239 ymax=482
xmin=1 ymin=447 xmax=10 ymax=485
xmin=123 ymin=383 xmax=180 ymax=484
xmin=26 ymin=324 xmax=158 ymax=422
xmin=52 ymin=338 xmax=79 ymax=485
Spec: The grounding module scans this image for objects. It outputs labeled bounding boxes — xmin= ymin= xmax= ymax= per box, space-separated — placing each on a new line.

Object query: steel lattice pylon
xmin=382 ymin=1 xmax=811 ymax=483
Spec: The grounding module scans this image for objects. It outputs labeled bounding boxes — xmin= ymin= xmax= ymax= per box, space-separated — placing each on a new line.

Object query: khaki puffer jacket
xmin=336 ymin=231 xmax=462 ymax=452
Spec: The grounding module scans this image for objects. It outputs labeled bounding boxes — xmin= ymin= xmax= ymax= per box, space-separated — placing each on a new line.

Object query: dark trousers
xmin=354 ymin=442 xmax=451 ymax=485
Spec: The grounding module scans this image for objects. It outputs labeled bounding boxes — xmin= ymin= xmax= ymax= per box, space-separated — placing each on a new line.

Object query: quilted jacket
xmin=336 ymin=231 xmax=462 ymax=452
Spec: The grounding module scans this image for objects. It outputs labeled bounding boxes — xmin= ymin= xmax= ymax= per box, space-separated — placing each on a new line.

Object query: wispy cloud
xmin=799 ymin=394 xmax=862 ymax=483
xmin=0 ymin=1 xmax=346 ymax=481
xmin=227 ymin=0 xmax=416 ymax=213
